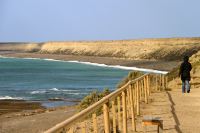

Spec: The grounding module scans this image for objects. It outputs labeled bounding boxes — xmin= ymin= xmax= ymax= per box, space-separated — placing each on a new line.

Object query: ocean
xmin=0 ymin=57 xmax=130 ymax=107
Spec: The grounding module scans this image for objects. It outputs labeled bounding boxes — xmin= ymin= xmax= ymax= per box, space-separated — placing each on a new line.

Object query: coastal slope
xmin=1 ymin=37 xmax=200 ymax=61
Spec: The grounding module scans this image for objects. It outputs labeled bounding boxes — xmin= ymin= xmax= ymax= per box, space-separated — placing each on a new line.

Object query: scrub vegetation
xmin=1 ymin=37 xmax=200 ymax=61
xmin=78 ymin=71 xmax=143 ymax=112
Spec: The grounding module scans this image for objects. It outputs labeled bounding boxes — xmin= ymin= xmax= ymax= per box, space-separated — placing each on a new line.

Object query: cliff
xmin=1 ymin=37 xmax=200 ymax=61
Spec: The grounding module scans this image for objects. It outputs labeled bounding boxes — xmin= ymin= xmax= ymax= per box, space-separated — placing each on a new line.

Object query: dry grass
xmin=1 ymin=37 xmax=200 ymax=60
xmin=39 ymin=38 xmax=200 ymax=60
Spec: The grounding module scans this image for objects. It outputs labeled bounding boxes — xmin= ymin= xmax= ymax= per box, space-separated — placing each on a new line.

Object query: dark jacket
xmin=179 ymin=61 xmax=192 ymax=81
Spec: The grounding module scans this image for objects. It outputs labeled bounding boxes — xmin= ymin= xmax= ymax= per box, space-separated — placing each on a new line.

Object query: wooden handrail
xmin=44 ymin=73 xmax=167 ymax=133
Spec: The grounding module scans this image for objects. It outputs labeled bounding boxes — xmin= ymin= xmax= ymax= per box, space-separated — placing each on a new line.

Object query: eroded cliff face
xmin=1 ymin=37 xmax=200 ymax=61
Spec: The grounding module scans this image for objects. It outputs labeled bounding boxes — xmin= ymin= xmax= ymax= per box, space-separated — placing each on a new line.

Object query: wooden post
xmin=134 ymin=83 xmax=137 ymax=109
xmin=126 ymin=87 xmax=130 ymax=118
xmin=140 ymin=80 xmax=142 ymax=101
xmin=103 ymin=103 xmax=110 ymax=133
xmin=165 ymin=76 xmax=168 ymax=89
xmin=149 ymin=75 xmax=151 ymax=95
xmin=122 ymin=91 xmax=127 ymax=133
xmin=160 ymin=74 xmax=162 ymax=90
xmin=147 ymin=75 xmax=150 ymax=96
xmin=137 ymin=81 xmax=140 ymax=102
xmin=142 ymin=79 xmax=145 ymax=98
xmin=129 ymin=84 xmax=136 ymax=132
xmin=117 ymin=96 xmax=122 ymax=131
xmin=156 ymin=75 xmax=158 ymax=91
xmin=144 ymin=76 xmax=148 ymax=104
xmin=129 ymin=87 xmax=132 ymax=118
xmin=92 ymin=113 xmax=98 ymax=133
xmin=132 ymin=84 xmax=136 ymax=112
xmin=81 ymin=121 xmax=86 ymax=133
xmin=112 ymin=101 xmax=117 ymax=133
xmin=136 ymin=81 xmax=140 ymax=116
xmin=141 ymin=80 xmax=144 ymax=98
xmin=162 ymin=75 xmax=165 ymax=90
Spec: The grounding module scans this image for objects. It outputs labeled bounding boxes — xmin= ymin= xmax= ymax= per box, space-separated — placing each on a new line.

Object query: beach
xmin=0 ymin=51 xmax=180 ymax=71
xmin=0 ymin=99 xmax=77 ymax=133
xmin=0 ymin=101 xmax=77 ymax=133
xmin=0 ymin=100 xmax=44 ymax=115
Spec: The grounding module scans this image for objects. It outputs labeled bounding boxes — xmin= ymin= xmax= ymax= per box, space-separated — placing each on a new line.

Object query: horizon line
xmin=0 ymin=36 xmax=200 ymax=44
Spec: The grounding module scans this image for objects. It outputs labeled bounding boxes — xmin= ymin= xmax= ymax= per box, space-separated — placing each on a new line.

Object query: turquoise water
xmin=0 ymin=57 xmax=130 ymax=106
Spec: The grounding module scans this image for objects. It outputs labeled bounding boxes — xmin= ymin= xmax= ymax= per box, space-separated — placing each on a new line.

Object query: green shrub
xmin=78 ymin=88 xmax=110 ymax=112
xmin=117 ymin=71 xmax=144 ymax=88
xmin=77 ymin=71 xmax=144 ymax=113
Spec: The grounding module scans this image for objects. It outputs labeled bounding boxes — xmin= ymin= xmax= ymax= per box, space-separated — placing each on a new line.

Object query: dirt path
xmin=166 ymin=87 xmax=200 ymax=133
xmin=133 ymin=87 xmax=200 ymax=133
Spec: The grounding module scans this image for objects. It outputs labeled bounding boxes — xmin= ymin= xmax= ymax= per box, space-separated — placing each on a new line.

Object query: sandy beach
xmin=0 ymin=51 xmax=180 ymax=71
xmin=0 ymin=103 xmax=77 ymax=133
xmin=0 ymin=98 xmax=77 ymax=133
xmin=0 ymin=100 xmax=44 ymax=115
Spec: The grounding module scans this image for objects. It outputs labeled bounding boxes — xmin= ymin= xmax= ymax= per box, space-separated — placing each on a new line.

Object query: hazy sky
xmin=0 ymin=0 xmax=200 ymax=42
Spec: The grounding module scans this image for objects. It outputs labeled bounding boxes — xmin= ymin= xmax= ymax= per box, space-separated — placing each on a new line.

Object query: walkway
xmin=134 ymin=87 xmax=200 ymax=133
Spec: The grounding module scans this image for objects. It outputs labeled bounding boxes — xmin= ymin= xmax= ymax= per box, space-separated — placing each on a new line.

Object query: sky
xmin=0 ymin=0 xmax=200 ymax=42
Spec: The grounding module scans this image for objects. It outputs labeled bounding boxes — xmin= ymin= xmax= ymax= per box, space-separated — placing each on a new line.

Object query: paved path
xmin=133 ymin=87 xmax=200 ymax=133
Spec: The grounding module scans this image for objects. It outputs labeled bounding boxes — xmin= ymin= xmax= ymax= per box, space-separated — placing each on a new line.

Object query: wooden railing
xmin=44 ymin=73 xmax=168 ymax=133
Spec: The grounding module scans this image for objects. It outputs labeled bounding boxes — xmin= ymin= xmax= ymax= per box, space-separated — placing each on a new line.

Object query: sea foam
xmin=30 ymin=90 xmax=46 ymax=94
xmin=49 ymin=88 xmax=59 ymax=91
xmin=0 ymin=96 xmax=23 ymax=100
xmin=68 ymin=61 xmax=168 ymax=74
xmin=30 ymin=88 xmax=81 ymax=95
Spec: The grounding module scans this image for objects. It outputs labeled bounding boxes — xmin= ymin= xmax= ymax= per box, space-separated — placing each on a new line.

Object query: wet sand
xmin=0 ymin=103 xmax=77 ymax=133
xmin=0 ymin=100 xmax=45 ymax=115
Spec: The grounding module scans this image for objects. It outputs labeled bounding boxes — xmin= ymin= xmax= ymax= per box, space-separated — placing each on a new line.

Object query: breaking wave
xmin=0 ymin=96 xmax=23 ymax=100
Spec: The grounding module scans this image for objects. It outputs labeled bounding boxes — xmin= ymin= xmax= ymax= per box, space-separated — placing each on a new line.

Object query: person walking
xmin=179 ymin=56 xmax=192 ymax=93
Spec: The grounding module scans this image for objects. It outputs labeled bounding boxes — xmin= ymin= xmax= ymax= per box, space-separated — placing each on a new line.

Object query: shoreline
xmin=0 ymin=97 xmax=80 ymax=116
xmin=0 ymin=51 xmax=180 ymax=73
xmin=0 ymin=99 xmax=77 ymax=133
xmin=0 ymin=99 xmax=78 ymax=114
xmin=0 ymin=54 xmax=168 ymax=74
xmin=0 ymin=100 xmax=45 ymax=115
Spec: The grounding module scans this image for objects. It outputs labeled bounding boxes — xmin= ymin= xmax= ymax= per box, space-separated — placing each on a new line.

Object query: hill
xmin=1 ymin=37 xmax=200 ymax=61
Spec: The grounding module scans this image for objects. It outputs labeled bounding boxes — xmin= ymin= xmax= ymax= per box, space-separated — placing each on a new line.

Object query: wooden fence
xmin=44 ymin=73 xmax=167 ymax=133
